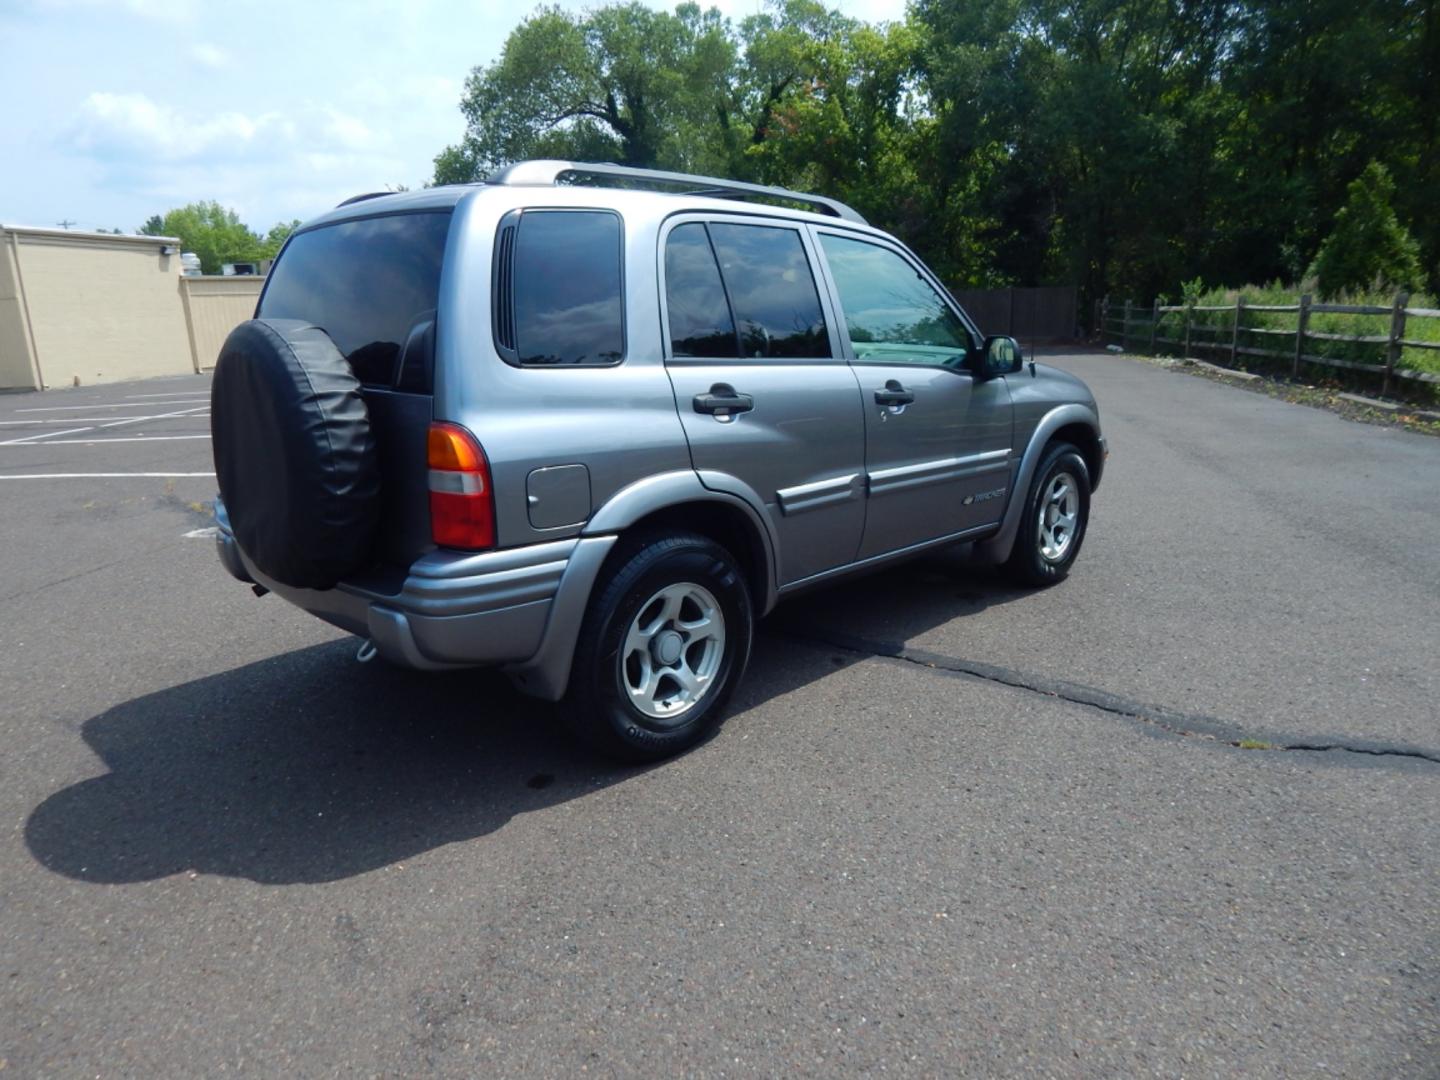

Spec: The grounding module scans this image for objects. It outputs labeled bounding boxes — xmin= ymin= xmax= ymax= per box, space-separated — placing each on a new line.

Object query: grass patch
xmin=1114 ymin=283 xmax=1440 ymax=405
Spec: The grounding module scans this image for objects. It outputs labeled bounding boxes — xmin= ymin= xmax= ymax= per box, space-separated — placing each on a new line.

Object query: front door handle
xmin=874 ymin=381 xmax=915 ymax=406
xmin=693 ymin=383 xmax=755 ymax=417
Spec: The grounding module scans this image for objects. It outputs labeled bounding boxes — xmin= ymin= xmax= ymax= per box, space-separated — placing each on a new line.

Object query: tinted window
xmin=707 ymin=224 xmax=830 ymax=359
xmin=665 ymin=223 xmax=737 ymax=357
xmin=259 ymin=212 xmax=450 ymax=386
xmin=512 ymin=211 xmax=623 ymax=366
xmin=818 ymin=233 xmax=971 ymax=366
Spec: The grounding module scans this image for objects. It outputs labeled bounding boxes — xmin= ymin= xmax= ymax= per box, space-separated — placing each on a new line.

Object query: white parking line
xmin=0 ymin=414 xmax=209 ymax=426
xmin=1 ymin=434 xmax=211 ymax=445
xmin=0 ymin=472 xmax=216 ymax=479
xmin=125 ymin=390 xmax=212 ymax=399
xmin=99 ymin=404 xmax=210 ymax=430
xmin=0 ymin=405 xmax=211 ymax=445
xmin=15 ymin=399 xmax=209 ymax=413
xmin=1 ymin=426 xmax=95 ymax=445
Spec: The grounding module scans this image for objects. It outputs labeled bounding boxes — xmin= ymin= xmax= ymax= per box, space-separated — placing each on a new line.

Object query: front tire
xmin=564 ymin=532 xmax=753 ymax=761
xmin=1003 ymin=441 xmax=1091 ymax=587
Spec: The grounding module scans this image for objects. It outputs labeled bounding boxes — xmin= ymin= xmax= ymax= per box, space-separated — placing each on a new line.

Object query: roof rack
xmin=335 ymin=191 xmax=394 ymax=208
xmin=486 ymin=160 xmax=867 ymax=225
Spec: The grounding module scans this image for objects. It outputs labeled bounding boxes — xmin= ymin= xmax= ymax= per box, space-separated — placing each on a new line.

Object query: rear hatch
xmin=256 ymin=210 xmax=452 ymax=573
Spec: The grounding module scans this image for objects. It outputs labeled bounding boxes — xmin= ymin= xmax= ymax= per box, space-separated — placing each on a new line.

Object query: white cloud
xmin=190 ymin=42 xmax=228 ymax=69
xmin=22 ymin=0 xmax=197 ymax=21
xmin=68 ymin=92 xmax=261 ymax=159
xmin=66 ymin=91 xmax=382 ymax=162
xmin=57 ymin=90 xmax=403 ymax=224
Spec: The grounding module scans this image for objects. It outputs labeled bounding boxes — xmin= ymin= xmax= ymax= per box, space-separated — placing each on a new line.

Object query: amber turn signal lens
xmin=428 ymin=422 xmax=485 ymax=472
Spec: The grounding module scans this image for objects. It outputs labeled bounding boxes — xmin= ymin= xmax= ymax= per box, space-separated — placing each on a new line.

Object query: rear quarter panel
xmin=433 ymin=189 xmax=692 ymax=549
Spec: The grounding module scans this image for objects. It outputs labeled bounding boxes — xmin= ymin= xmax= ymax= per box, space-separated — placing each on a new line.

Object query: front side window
xmin=706 ymin=223 xmax=831 ymax=359
xmin=509 ymin=210 xmax=624 ymax=366
xmin=259 ymin=211 xmax=450 ymax=386
xmin=818 ymin=233 xmax=971 ymax=366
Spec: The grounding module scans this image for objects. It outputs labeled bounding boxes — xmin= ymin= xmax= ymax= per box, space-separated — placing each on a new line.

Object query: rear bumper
xmin=215 ymin=499 xmax=613 ymax=696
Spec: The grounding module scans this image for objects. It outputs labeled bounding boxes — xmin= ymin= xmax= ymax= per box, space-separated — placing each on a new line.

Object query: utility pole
xmin=56 ymin=219 xmax=76 ymax=230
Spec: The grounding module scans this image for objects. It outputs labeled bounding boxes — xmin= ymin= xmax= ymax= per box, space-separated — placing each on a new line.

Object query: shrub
xmin=1307 ymin=163 xmax=1424 ymax=299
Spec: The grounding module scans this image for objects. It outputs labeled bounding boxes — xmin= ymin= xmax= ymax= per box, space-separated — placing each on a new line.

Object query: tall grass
xmin=1119 ymin=282 xmax=1440 ymax=399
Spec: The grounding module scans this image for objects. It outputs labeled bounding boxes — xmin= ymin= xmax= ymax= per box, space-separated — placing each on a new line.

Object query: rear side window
xmin=706 ymin=223 xmax=830 ymax=359
xmin=497 ymin=210 xmax=624 ymax=366
xmin=259 ymin=211 xmax=450 ymax=386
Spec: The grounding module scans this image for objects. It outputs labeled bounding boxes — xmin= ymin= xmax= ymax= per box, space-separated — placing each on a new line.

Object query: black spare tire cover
xmin=211 ymin=318 xmax=380 ymax=590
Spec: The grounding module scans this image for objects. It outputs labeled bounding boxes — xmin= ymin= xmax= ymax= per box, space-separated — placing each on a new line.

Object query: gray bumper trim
xmin=216 ymin=501 xmax=589 ymax=674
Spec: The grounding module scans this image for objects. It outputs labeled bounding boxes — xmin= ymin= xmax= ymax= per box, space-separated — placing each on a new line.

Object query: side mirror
xmin=970 ymin=334 xmax=1024 ymax=378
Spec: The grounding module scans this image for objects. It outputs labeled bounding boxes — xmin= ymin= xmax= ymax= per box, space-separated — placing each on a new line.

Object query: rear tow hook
xmin=356 ymin=640 xmax=378 ymax=664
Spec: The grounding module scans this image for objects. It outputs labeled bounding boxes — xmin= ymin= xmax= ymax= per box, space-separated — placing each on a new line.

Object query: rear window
xmin=497 ymin=210 xmax=625 ymax=367
xmin=259 ymin=211 xmax=450 ymax=386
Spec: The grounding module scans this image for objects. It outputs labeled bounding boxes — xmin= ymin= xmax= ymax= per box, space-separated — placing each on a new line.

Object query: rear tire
xmin=564 ymin=532 xmax=753 ymax=762
xmin=1003 ymin=441 xmax=1091 ymax=587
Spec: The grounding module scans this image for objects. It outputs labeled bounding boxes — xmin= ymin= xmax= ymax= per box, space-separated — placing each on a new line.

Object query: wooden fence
xmin=954 ymin=285 xmax=1079 ymax=343
xmin=1097 ymin=293 xmax=1440 ymax=397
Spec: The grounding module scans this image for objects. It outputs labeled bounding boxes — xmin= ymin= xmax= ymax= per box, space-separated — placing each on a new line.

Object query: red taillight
xmin=428 ymin=422 xmax=494 ymax=550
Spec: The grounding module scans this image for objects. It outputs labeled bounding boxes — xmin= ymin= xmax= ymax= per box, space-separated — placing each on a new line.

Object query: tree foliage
xmin=438 ymin=0 xmax=1438 ymax=308
xmin=137 ymin=203 xmax=299 ymax=274
xmin=1308 ymin=163 xmax=1424 ymax=297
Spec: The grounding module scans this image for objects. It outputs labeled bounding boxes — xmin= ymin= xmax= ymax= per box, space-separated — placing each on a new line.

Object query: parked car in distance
xmin=210 ymin=161 xmax=1107 ymax=760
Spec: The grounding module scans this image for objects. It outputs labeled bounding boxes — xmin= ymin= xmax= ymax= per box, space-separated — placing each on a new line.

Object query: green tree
xmin=1307 ymin=162 xmax=1424 ymax=297
xmin=260 ymin=219 xmax=302 ymax=260
xmin=143 ymin=202 xmax=262 ymax=274
xmin=438 ymin=2 xmax=737 ymax=179
xmin=432 ymin=0 xmax=1440 ymax=307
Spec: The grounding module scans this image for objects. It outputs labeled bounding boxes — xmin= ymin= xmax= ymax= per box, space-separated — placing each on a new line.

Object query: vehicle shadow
xmin=25 ymin=552 xmax=1026 ymax=886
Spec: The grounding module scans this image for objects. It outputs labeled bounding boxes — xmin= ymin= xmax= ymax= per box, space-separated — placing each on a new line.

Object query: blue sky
xmin=0 ymin=0 xmax=908 ymax=235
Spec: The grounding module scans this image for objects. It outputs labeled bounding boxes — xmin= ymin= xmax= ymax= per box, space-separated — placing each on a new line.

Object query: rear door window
xmin=664 ymin=223 xmax=738 ymax=358
xmin=705 ymin=223 xmax=831 ymax=359
xmin=258 ymin=211 xmax=450 ymax=386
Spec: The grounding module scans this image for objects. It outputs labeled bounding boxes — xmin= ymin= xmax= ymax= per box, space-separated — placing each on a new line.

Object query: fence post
xmin=1384 ymin=291 xmax=1408 ymax=398
xmin=1293 ymin=293 xmax=1311 ymax=378
xmin=1007 ymin=286 xmax=1016 ymax=337
xmin=1149 ymin=299 xmax=1160 ymax=355
xmin=1231 ymin=295 xmax=1244 ymax=368
xmin=1183 ymin=300 xmax=1193 ymax=358
xmin=1101 ymin=294 xmax=1110 ymax=343
xmin=1123 ymin=299 xmax=1132 ymax=350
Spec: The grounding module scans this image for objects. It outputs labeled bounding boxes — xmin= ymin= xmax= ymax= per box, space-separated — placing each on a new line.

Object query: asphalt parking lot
xmin=1 ymin=352 xmax=1436 ymax=1076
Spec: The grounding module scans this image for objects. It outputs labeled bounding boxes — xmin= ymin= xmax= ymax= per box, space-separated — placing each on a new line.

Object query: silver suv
xmin=211 ymin=160 xmax=1106 ymax=759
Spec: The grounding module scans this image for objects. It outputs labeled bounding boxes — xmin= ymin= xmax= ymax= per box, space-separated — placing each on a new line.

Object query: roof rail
xmin=487 ymin=160 xmax=867 ymax=225
xmin=335 ymin=191 xmax=394 ymax=208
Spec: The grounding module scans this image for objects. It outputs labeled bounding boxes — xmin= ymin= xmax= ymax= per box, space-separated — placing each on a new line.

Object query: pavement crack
xmin=774 ymin=625 xmax=1440 ymax=768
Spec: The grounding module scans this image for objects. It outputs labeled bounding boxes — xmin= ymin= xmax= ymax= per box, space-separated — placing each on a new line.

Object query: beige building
xmin=0 ymin=225 xmax=263 ymax=391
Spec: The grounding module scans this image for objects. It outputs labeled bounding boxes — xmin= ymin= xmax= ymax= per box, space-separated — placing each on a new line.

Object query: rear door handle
xmin=693 ymin=384 xmax=755 ymax=417
xmin=874 ymin=382 xmax=915 ymax=406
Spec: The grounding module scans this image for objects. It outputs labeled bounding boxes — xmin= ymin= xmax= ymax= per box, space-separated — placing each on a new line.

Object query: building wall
xmin=180 ymin=276 xmax=263 ymax=371
xmin=0 ymin=227 xmax=195 ymax=389
xmin=0 ymin=232 xmax=42 ymax=391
